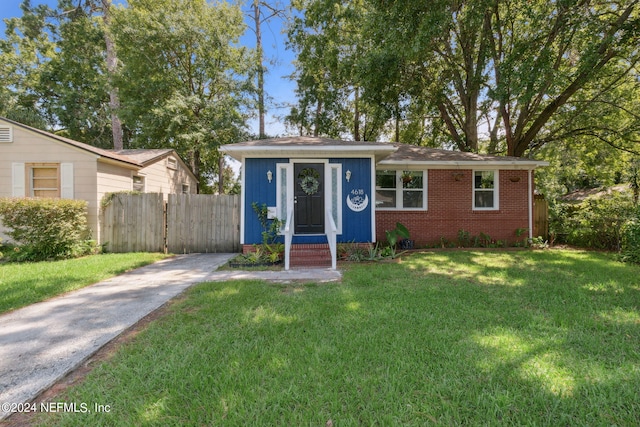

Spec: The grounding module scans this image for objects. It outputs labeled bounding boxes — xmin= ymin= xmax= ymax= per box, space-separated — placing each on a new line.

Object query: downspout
xmin=528 ymin=169 xmax=533 ymax=241
xmin=371 ymin=156 xmax=376 ymax=242
xmin=239 ymin=156 xmax=246 ymax=247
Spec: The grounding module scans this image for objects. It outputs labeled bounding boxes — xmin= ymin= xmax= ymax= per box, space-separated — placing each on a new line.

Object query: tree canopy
xmin=288 ymin=0 xmax=640 ymax=159
xmin=2 ymin=0 xmax=639 ymax=195
xmin=0 ymin=0 xmax=255 ymax=192
xmin=112 ymin=0 xmax=254 ymax=190
xmin=0 ymin=1 xmax=56 ymax=128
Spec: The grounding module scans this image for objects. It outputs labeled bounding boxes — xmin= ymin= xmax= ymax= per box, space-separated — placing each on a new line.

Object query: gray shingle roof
xmin=223 ymin=137 xmax=548 ymax=168
xmin=382 ymin=144 xmax=546 ymax=165
xmin=222 ymin=136 xmax=397 ymax=162
xmin=229 ymin=136 xmax=393 ymax=147
xmin=109 ymin=149 xmax=174 ymax=165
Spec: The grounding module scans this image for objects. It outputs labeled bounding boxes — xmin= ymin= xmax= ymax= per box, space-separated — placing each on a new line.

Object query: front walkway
xmin=0 ymin=253 xmax=341 ymax=420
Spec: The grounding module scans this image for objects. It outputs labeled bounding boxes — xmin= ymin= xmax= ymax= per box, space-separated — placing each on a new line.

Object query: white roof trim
xmin=221 ymin=144 xmax=397 ymax=161
xmin=222 ymin=145 xmax=397 ymax=153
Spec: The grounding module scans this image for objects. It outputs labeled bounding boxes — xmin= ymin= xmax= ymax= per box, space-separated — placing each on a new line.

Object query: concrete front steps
xmin=289 ymin=243 xmax=332 ymax=269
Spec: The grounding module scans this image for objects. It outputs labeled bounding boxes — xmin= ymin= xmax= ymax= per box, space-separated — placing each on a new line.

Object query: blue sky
xmin=0 ymin=0 xmax=297 ymax=137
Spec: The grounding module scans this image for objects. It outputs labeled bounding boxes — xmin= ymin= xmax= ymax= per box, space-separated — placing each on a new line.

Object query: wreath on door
xmin=298 ymin=168 xmax=320 ymax=195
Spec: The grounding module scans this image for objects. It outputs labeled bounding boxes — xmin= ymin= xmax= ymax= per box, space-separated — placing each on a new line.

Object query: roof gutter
xmin=97 ymin=156 xmax=141 ymax=170
xmin=378 ymin=160 xmax=549 ymax=169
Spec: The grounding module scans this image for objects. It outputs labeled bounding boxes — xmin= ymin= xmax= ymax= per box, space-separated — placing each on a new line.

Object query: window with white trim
xmin=473 ymin=170 xmax=498 ymax=210
xmin=375 ymin=170 xmax=426 ymax=209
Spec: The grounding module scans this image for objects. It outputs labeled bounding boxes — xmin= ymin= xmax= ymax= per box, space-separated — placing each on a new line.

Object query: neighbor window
xmin=28 ymin=164 xmax=59 ymax=198
xmin=375 ymin=170 xmax=426 ymax=209
xmin=167 ymin=156 xmax=178 ymax=170
xmin=473 ymin=170 xmax=498 ymax=210
xmin=133 ymin=175 xmax=145 ymax=192
xmin=182 ymin=184 xmax=190 ymax=194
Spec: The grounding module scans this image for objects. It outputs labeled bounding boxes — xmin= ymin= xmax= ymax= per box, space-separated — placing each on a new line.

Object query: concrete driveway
xmin=0 ymin=253 xmax=235 ymax=420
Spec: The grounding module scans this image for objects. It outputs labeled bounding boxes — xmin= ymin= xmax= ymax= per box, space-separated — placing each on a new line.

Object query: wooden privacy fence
xmin=167 ymin=193 xmax=240 ymax=254
xmin=534 ymin=194 xmax=549 ymax=239
xmin=101 ymin=193 xmax=240 ymax=253
xmin=101 ymin=193 xmax=165 ymax=253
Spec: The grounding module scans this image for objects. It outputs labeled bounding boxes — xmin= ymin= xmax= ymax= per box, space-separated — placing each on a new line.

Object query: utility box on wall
xmin=267 ymin=206 xmax=277 ymax=219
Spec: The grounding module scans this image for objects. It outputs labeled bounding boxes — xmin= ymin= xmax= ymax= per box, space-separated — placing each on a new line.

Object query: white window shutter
xmin=60 ymin=163 xmax=74 ymax=199
xmin=11 ymin=163 xmax=25 ymax=197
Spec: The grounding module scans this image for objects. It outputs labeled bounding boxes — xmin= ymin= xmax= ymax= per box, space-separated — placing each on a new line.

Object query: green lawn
xmin=0 ymin=253 xmax=169 ymax=314
xmin=37 ymin=250 xmax=640 ymax=426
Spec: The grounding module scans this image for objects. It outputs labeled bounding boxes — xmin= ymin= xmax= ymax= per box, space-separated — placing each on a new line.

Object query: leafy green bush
xmin=251 ymin=202 xmax=282 ymax=245
xmin=0 ymin=197 xmax=95 ymax=261
xmin=551 ymin=192 xmax=636 ymax=251
xmin=385 ymin=222 xmax=410 ymax=258
xmin=620 ymin=210 xmax=640 ymax=264
xmin=338 ymin=241 xmax=369 ymax=261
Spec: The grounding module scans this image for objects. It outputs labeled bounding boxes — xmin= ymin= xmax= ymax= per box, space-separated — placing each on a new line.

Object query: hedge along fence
xmin=550 ymin=190 xmax=640 ymax=264
xmin=0 ymin=197 xmax=94 ymax=261
xmin=551 ymin=192 xmax=636 ymax=251
xmin=621 ymin=209 xmax=640 ymax=264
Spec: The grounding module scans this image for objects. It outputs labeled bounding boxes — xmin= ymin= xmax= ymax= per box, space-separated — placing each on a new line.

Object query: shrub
xmin=0 ymin=197 xmax=94 ymax=261
xmin=457 ymin=229 xmax=471 ymax=247
xmin=620 ymin=209 xmax=640 ymax=264
xmin=551 ymin=192 xmax=636 ymax=250
xmin=338 ymin=241 xmax=368 ymax=261
xmin=251 ymin=202 xmax=282 ymax=245
xmin=385 ymin=222 xmax=410 ymax=258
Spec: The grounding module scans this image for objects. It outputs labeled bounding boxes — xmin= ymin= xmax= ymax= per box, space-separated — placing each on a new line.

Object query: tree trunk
xmin=254 ymin=0 xmax=265 ymax=139
xmin=218 ymin=155 xmax=225 ymax=195
xmin=190 ymin=149 xmax=201 ymax=193
xmin=354 ymin=86 xmax=360 ymax=141
xmin=464 ymin=93 xmax=478 ymax=152
xmin=395 ymin=105 xmax=400 ymax=143
xmin=314 ymin=99 xmax=322 ymax=137
xmin=101 ymin=0 xmax=123 ymax=150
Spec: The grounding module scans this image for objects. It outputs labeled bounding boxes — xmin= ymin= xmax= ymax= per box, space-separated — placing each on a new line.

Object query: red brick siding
xmin=376 ymin=169 xmax=533 ymax=247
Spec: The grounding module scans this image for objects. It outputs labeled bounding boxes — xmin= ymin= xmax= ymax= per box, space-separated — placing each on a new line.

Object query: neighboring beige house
xmin=0 ymin=117 xmax=197 ymax=243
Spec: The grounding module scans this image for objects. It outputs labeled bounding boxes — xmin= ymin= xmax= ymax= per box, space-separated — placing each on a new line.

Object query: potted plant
xmin=385 ymin=222 xmax=413 ymax=257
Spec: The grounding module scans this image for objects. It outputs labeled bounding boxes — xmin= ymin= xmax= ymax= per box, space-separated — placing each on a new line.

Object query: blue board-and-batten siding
xmin=244 ymin=158 xmax=287 ymax=245
xmin=331 ymin=158 xmax=372 ymax=243
xmin=243 ymin=157 xmax=373 ymax=245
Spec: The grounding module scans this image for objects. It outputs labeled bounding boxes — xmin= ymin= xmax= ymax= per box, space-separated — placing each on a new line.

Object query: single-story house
xmin=222 ymin=136 xmax=548 ymax=269
xmin=0 ymin=117 xmax=197 ymax=243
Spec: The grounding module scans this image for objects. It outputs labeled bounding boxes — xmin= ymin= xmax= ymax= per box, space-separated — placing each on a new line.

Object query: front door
xmin=294 ymin=163 xmax=324 ymax=234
